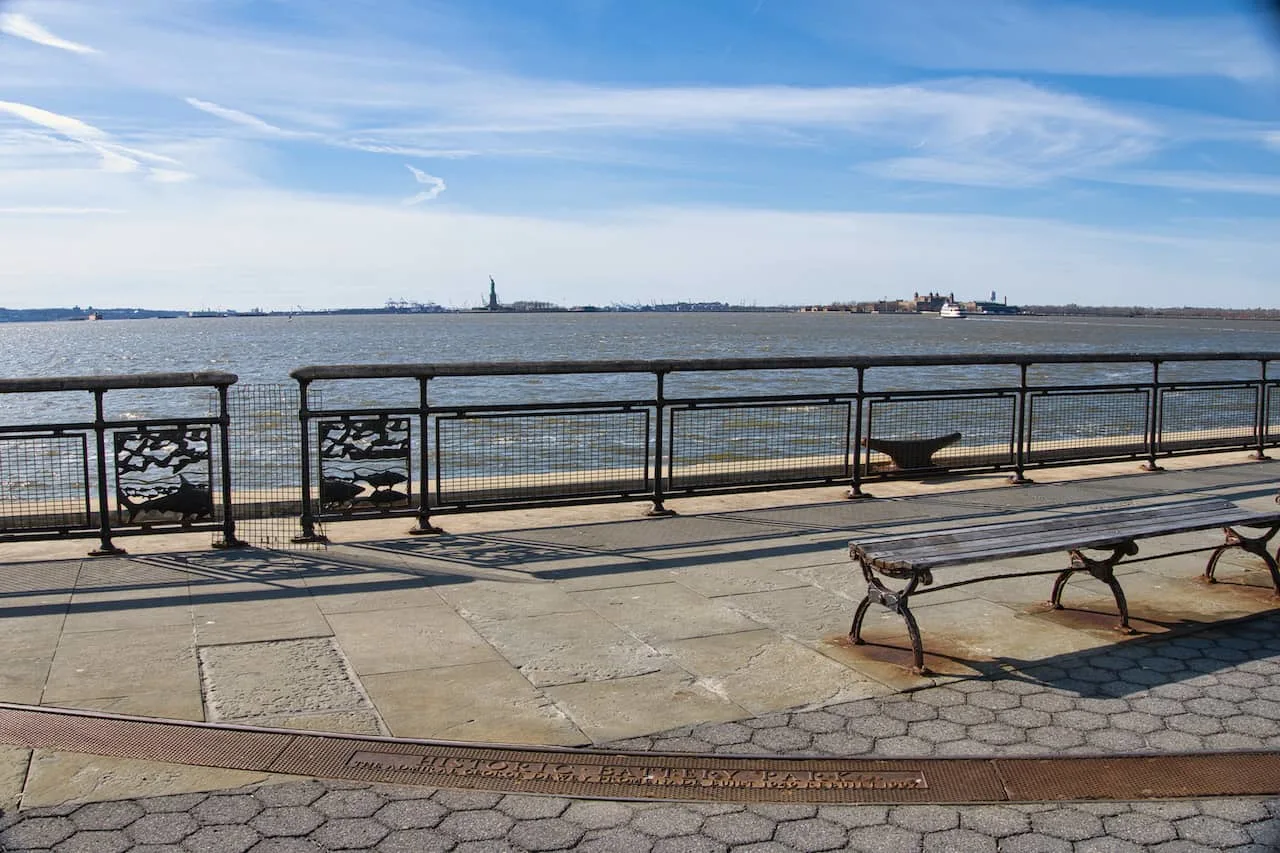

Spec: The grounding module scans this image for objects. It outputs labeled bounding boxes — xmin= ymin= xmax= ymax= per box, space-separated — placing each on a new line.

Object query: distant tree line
xmin=1022 ymin=305 xmax=1280 ymax=320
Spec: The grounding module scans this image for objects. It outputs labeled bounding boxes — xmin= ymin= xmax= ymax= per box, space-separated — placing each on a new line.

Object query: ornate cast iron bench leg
xmin=1048 ymin=542 xmax=1139 ymax=634
xmin=1204 ymin=523 xmax=1280 ymax=596
xmin=850 ymin=558 xmax=933 ymax=675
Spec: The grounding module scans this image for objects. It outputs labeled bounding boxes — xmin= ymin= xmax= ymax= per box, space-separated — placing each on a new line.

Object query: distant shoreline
xmin=2 ymin=305 xmax=1278 ymax=323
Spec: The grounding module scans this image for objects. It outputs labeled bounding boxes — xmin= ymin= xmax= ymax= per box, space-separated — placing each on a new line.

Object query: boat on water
xmin=939 ymin=302 xmax=967 ymax=318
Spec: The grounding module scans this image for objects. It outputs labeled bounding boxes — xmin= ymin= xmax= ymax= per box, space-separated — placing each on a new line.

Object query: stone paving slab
xmin=361 ymin=661 xmax=587 ymax=746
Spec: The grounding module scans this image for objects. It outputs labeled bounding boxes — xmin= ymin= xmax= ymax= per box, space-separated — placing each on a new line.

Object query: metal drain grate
xmin=1 ymin=703 xmax=1277 ymax=804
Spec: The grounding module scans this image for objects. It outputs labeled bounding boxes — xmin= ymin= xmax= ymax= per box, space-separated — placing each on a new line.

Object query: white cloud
xmin=0 ymin=12 xmax=97 ymax=54
xmin=403 ymin=164 xmax=446 ymax=204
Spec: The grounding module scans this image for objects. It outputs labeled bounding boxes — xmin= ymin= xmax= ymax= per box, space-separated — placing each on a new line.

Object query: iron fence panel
xmin=316 ymin=414 xmax=414 ymax=517
xmin=434 ymin=407 xmax=649 ymax=506
xmin=1027 ymin=389 xmax=1149 ymax=464
xmin=864 ymin=393 xmax=1016 ymax=474
xmin=667 ymin=401 xmax=850 ymax=490
xmin=0 ymin=432 xmax=91 ymax=533
xmin=1157 ymin=385 xmax=1259 ymax=452
xmin=112 ymin=425 xmax=215 ymax=528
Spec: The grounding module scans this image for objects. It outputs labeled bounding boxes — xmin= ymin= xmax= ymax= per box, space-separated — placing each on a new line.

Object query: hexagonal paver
xmin=923 ymin=827 xmax=997 ymax=852
xmin=126 ymin=811 xmax=199 ymax=844
xmin=70 ymin=800 xmax=145 ymax=830
xmin=181 ymin=823 xmax=260 ymax=853
xmin=578 ymin=827 xmax=655 ymax=852
xmin=631 ymin=807 xmax=704 ymax=837
xmin=749 ymin=727 xmax=813 ymax=752
xmin=774 ymin=817 xmax=847 ymax=851
xmin=1030 ymin=809 xmax=1104 ymax=842
xmin=702 ymin=811 xmax=775 ymax=845
xmin=1172 ymin=814 xmax=1251 ymax=847
xmin=309 ymin=817 xmax=390 ymax=849
xmin=1103 ymin=812 xmax=1178 ymax=845
xmin=249 ymin=806 xmax=324 ymax=838
xmin=563 ymin=800 xmax=634 ymax=830
xmin=846 ymin=824 xmax=921 ymax=853
xmin=1 ymin=816 xmax=77 ymax=848
xmin=377 ymin=828 xmax=455 ymax=853
xmin=192 ymin=795 xmax=263 ymax=826
xmin=313 ymin=789 xmax=385 ymax=818
xmin=438 ymin=809 xmax=516 ymax=842
xmin=434 ymin=791 xmax=504 ymax=811
xmin=507 ymin=817 xmax=586 ymax=851
xmin=252 ymin=782 xmax=327 ymax=808
xmin=961 ymin=805 xmax=1030 ymax=838
xmin=53 ymin=829 xmax=132 ymax=853
xmin=496 ymin=796 xmax=569 ymax=820
xmin=890 ymin=805 xmax=959 ymax=833
xmin=376 ymin=798 xmax=449 ymax=829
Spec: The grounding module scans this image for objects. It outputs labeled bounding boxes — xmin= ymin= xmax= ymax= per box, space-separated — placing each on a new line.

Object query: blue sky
xmin=1 ymin=0 xmax=1279 ymax=310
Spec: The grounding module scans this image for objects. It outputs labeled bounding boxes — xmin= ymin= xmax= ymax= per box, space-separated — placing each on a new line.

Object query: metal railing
xmin=290 ymin=352 xmax=1279 ymax=536
xmin=2 ymin=355 xmax=1274 ymax=551
xmin=0 ymin=372 xmax=240 ymax=554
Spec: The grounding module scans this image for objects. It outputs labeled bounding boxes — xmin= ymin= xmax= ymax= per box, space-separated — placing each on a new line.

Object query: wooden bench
xmin=847 ymin=497 xmax=1280 ymax=674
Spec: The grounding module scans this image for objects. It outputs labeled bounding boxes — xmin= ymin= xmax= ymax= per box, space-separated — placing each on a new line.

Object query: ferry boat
xmin=939 ymin=301 xmax=967 ymax=318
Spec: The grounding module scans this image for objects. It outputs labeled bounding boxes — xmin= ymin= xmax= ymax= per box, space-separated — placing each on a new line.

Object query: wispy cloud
xmin=0 ymin=100 xmax=182 ymax=178
xmin=0 ymin=206 xmax=121 ymax=215
xmin=825 ymin=0 xmax=1278 ymax=81
xmin=0 ymin=12 xmax=97 ymax=55
xmin=184 ymin=97 xmax=300 ymax=137
xmin=1095 ymin=170 xmax=1280 ymax=197
xmin=403 ymin=164 xmax=446 ymax=203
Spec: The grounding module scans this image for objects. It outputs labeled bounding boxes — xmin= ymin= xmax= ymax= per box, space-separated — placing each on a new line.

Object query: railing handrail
xmin=0 ymin=372 xmax=238 ymax=394
xmin=291 ymin=352 xmax=1280 ymax=381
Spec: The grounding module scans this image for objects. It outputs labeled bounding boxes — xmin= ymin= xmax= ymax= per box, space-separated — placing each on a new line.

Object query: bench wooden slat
xmin=853 ymin=500 xmax=1280 ymax=573
xmin=854 ymin=500 xmax=1223 ymax=558
xmin=860 ymin=503 xmax=1212 ymax=557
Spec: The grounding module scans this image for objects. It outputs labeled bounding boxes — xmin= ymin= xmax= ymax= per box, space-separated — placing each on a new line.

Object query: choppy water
xmin=1 ymin=311 xmax=1278 ymax=422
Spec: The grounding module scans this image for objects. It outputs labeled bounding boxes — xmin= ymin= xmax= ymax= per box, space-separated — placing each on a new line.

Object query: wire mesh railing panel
xmin=1157 ymin=386 xmax=1259 ymax=452
xmin=1027 ymin=389 xmax=1149 ymax=463
xmin=864 ymin=395 xmax=1015 ymax=474
xmin=434 ymin=408 xmax=649 ymax=505
xmin=228 ymin=384 xmax=318 ymax=549
xmin=0 ymin=433 xmax=91 ymax=533
xmin=668 ymin=402 xmax=849 ymax=489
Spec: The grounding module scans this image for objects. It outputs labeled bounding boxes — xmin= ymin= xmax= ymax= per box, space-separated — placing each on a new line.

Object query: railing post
xmin=410 ymin=375 xmax=444 ymax=534
xmin=292 ymin=377 xmax=326 ymax=543
xmin=212 ymin=383 xmax=246 ymax=548
xmin=646 ymin=369 xmax=676 ymax=517
xmin=1251 ymin=358 xmax=1271 ymax=461
xmin=847 ymin=366 xmax=870 ymax=499
xmin=1142 ymin=359 xmax=1164 ymax=472
xmin=1008 ymin=361 xmax=1032 ymax=484
xmin=88 ymin=389 xmax=125 ymax=556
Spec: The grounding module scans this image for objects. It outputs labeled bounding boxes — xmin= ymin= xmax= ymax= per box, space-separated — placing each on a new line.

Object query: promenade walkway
xmin=1 ymin=454 xmax=1278 ymax=850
